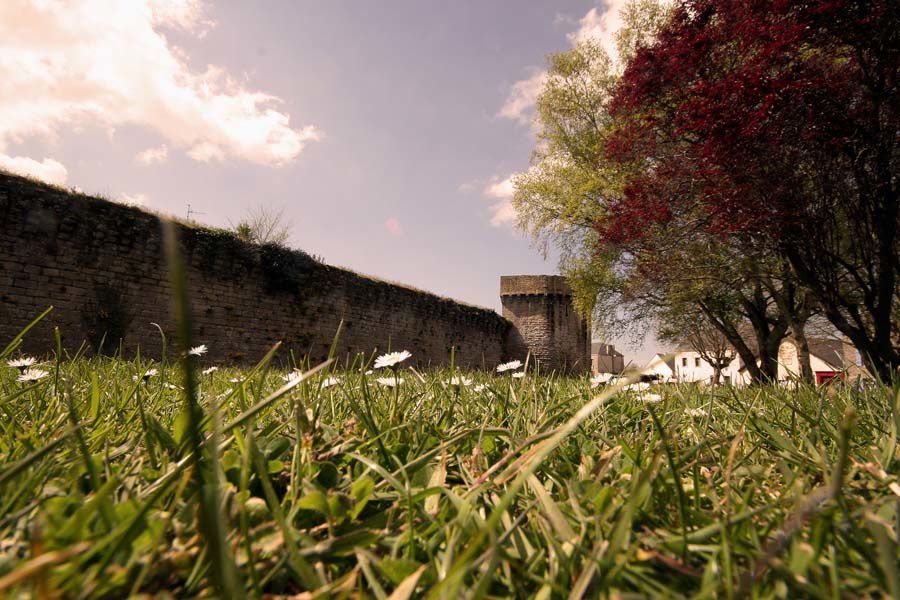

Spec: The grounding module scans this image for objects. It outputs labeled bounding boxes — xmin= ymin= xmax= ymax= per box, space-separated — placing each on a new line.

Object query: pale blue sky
xmin=1 ymin=0 xmax=657 ymax=363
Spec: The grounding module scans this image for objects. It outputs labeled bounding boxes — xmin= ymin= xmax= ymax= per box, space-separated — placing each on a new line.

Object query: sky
xmin=0 ymin=0 xmax=658 ymax=364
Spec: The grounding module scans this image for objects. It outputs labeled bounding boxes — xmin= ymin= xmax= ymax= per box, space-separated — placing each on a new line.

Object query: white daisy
xmin=133 ymin=368 xmax=159 ymax=382
xmin=642 ymin=393 xmax=663 ymax=403
xmin=512 ymin=372 xmax=526 ymax=379
xmin=202 ymin=366 xmax=219 ymax=375
xmin=496 ymin=360 xmax=522 ymax=373
xmin=376 ymin=377 xmax=403 ymax=387
xmin=685 ymin=408 xmax=706 ymax=418
xmin=282 ymin=370 xmax=304 ymax=383
xmin=590 ymin=373 xmax=612 ymax=388
xmin=446 ymin=376 xmax=473 ymax=387
xmin=473 ymin=384 xmax=488 ymax=393
xmin=321 ymin=376 xmax=341 ymax=388
xmin=624 ymin=382 xmax=650 ymax=392
xmin=374 ymin=350 xmax=412 ymax=369
xmin=17 ymin=368 xmax=49 ymax=383
xmin=188 ymin=345 xmax=208 ymax=356
xmin=7 ymin=357 xmax=37 ymax=369
xmin=364 ymin=370 xmax=374 ymax=376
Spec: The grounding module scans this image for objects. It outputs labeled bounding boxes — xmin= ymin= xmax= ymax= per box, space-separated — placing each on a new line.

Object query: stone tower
xmin=500 ymin=275 xmax=590 ymax=374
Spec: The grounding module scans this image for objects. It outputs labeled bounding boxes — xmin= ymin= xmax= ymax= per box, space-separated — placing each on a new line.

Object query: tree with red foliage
xmin=607 ymin=0 xmax=900 ymax=380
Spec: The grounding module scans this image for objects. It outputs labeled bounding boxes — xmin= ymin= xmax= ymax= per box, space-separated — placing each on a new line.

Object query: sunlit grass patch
xmin=0 ymin=347 xmax=897 ymax=597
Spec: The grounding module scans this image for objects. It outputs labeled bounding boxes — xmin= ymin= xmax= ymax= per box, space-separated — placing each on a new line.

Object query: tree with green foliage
xmin=512 ymin=0 xmax=667 ymax=324
xmin=512 ymin=0 xmax=813 ymax=383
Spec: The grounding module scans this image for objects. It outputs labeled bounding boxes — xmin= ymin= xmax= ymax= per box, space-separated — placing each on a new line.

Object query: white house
xmin=646 ymin=337 xmax=862 ymax=387
xmin=672 ymin=348 xmax=743 ymax=385
xmin=644 ymin=348 xmax=742 ymax=386
xmin=643 ymin=354 xmax=675 ymax=382
xmin=774 ymin=338 xmax=856 ymax=385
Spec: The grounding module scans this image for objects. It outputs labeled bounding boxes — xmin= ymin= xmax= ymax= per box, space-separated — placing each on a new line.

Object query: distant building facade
xmin=643 ymin=337 xmax=865 ymax=386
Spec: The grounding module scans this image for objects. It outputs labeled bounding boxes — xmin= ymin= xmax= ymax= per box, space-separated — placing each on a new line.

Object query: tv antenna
xmin=186 ymin=204 xmax=205 ymax=222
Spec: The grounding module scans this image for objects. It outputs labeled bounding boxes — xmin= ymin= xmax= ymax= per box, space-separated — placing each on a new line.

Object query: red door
xmin=815 ymin=371 xmax=838 ymax=386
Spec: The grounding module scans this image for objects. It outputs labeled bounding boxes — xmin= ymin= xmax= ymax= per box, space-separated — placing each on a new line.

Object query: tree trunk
xmin=784 ymin=305 xmax=814 ymax=384
xmin=756 ymin=333 xmax=780 ymax=382
xmin=705 ymin=315 xmax=764 ymax=384
xmin=751 ymin=314 xmax=788 ymax=383
xmin=792 ymin=329 xmax=814 ymax=385
xmin=785 ymin=239 xmax=899 ymax=382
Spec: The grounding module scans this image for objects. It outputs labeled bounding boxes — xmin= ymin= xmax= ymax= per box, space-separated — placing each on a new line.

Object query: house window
xmin=682 ymin=357 xmax=688 ymax=367
xmin=695 ymin=357 xmax=701 ymax=367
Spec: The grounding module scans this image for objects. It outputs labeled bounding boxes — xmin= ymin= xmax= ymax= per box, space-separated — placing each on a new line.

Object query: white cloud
xmin=119 ymin=193 xmax=148 ymax=206
xmin=385 ymin=217 xmax=404 ymax=236
xmin=135 ymin=144 xmax=169 ymax=165
xmin=149 ymin=0 xmax=213 ymax=34
xmin=0 ymin=154 xmax=68 ymax=185
xmin=499 ymin=1 xmax=627 ymax=126
xmin=567 ymin=2 xmax=628 ymax=63
xmin=498 ymin=70 xmax=547 ymax=126
xmin=0 ymin=0 xmax=321 ymax=169
xmin=187 ymin=141 xmax=225 ymax=163
xmin=483 ymin=176 xmax=517 ymax=227
xmin=484 ymin=177 xmax=514 ymax=200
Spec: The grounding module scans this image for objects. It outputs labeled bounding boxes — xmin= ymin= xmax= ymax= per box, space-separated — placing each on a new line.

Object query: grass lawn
xmin=1 ymin=340 xmax=898 ymax=598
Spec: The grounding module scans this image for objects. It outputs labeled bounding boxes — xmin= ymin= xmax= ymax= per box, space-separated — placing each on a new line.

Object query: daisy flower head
xmin=229 ymin=377 xmax=244 ymax=384
xmin=202 ymin=366 xmax=219 ymax=375
xmin=133 ymin=368 xmax=159 ymax=382
xmin=446 ymin=376 xmax=473 ymax=387
xmin=321 ymin=376 xmax=341 ymax=388
xmin=473 ymin=384 xmax=488 ymax=393
xmin=590 ymin=373 xmax=612 ymax=388
xmin=376 ymin=377 xmax=403 ymax=387
xmin=17 ymin=368 xmax=49 ymax=383
xmin=282 ymin=370 xmax=304 ymax=383
xmin=642 ymin=393 xmax=663 ymax=403
xmin=7 ymin=357 xmax=37 ymax=370
xmin=624 ymin=382 xmax=650 ymax=392
xmin=512 ymin=371 xmax=526 ymax=379
xmin=188 ymin=345 xmax=208 ymax=357
xmin=496 ymin=360 xmax=522 ymax=373
xmin=685 ymin=408 xmax=706 ymax=418
xmin=374 ymin=350 xmax=412 ymax=369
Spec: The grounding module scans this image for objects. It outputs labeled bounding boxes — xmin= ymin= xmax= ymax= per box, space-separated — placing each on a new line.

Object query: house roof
xmin=808 ymin=338 xmax=847 ymax=369
xmin=591 ymin=342 xmax=624 ymax=357
xmin=733 ymin=337 xmax=850 ymax=372
xmin=673 ymin=331 xmax=851 ymax=370
xmin=644 ymin=354 xmax=675 ymax=373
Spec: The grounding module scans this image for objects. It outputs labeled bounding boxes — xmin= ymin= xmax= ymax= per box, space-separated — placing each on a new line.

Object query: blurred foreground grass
xmin=1 ymin=345 xmax=898 ymax=598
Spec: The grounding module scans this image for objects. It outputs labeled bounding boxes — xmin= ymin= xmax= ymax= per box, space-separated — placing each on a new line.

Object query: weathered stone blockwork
xmin=0 ymin=174 xmax=510 ymax=368
xmin=500 ymin=275 xmax=590 ymax=373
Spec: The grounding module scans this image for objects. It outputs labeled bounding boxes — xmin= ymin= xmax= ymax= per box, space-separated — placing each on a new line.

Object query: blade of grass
xmin=163 ymin=219 xmax=244 ymax=599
